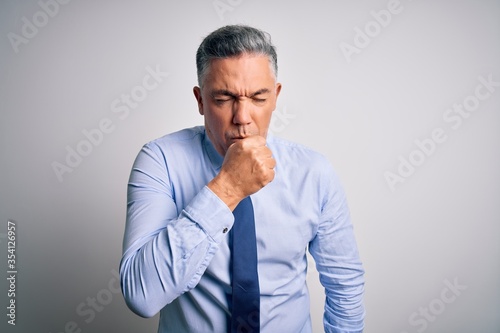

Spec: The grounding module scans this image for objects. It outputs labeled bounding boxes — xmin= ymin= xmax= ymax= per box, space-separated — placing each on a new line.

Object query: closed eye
xmin=215 ymin=98 xmax=232 ymax=104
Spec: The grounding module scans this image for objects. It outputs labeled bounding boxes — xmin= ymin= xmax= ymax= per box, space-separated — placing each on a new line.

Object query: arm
xmin=120 ymin=136 xmax=275 ymax=318
xmin=309 ymin=164 xmax=365 ymax=333
xmin=119 ymin=144 xmax=234 ymax=318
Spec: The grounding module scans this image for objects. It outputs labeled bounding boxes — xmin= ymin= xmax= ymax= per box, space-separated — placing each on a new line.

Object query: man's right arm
xmin=120 ymin=136 xmax=275 ymax=318
xmin=119 ymin=144 xmax=234 ymax=318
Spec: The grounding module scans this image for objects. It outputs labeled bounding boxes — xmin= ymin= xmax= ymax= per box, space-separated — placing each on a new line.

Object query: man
xmin=120 ymin=25 xmax=365 ymax=332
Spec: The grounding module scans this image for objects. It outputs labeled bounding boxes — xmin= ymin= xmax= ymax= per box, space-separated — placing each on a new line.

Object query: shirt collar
xmin=202 ymin=128 xmax=224 ymax=171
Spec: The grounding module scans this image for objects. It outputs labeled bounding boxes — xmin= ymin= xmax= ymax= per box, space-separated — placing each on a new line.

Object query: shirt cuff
xmin=183 ymin=186 xmax=234 ymax=243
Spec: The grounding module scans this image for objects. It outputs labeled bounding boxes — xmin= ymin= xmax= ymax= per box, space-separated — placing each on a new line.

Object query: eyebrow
xmin=210 ymin=88 xmax=271 ymax=99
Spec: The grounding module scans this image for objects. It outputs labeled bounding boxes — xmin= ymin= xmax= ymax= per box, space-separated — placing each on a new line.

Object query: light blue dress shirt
xmin=120 ymin=126 xmax=365 ymax=333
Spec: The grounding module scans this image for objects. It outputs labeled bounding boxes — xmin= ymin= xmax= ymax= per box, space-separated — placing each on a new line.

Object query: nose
xmin=232 ymin=99 xmax=252 ymax=125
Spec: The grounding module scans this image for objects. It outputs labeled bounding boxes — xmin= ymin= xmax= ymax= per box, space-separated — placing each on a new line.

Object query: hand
xmin=208 ymin=136 xmax=275 ymax=210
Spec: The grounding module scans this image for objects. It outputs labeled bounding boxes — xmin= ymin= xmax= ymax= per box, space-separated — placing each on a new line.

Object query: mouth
xmin=227 ymin=133 xmax=247 ymax=140
xmin=228 ymin=136 xmax=245 ymax=143
xmin=226 ymin=129 xmax=256 ymax=144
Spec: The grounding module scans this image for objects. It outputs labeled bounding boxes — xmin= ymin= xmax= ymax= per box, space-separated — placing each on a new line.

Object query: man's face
xmin=193 ymin=54 xmax=281 ymax=156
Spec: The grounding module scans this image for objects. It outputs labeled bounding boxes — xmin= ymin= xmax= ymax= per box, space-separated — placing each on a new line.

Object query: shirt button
xmin=222 ymin=227 xmax=228 ymax=233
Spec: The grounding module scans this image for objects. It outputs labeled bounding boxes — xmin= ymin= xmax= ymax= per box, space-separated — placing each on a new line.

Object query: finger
xmin=256 ymin=145 xmax=273 ymax=156
xmin=264 ymin=156 xmax=276 ymax=169
xmin=269 ymin=158 xmax=276 ymax=169
xmin=245 ymin=135 xmax=266 ymax=146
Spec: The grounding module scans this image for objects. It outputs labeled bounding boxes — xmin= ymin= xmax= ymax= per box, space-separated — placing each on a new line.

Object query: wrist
xmin=207 ymin=174 xmax=244 ymax=211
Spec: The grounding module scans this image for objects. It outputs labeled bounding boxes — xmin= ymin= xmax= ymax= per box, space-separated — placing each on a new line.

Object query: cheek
xmin=205 ymin=111 xmax=228 ymax=135
xmin=209 ymin=119 xmax=223 ymax=134
xmin=258 ymin=108 xmax=274 ymax=125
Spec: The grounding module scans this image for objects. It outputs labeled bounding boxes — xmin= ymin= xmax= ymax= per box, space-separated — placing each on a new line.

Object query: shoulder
xmin=268 ymin=134 xmax=331 ymax=169
xmin=147 ymin=126 xmax=204 ymax=147
xmin=131 ymin=126 xmax=205 ymax=170
xmin=142 ymin=126 xmax=204 ymax=155
xmin=268 ymin=134 xmax=343 ymax=200
xmin=268 ymin=136 xmax=343 ymax=207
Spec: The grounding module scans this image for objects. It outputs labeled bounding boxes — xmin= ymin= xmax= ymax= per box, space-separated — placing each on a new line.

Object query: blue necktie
xmin=230 ymin=196 xmax=260 ymax=333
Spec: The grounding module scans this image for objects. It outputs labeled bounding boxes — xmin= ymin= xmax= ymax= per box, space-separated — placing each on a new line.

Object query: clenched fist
xmin=208 ymin=136 xmax=275 ymax=210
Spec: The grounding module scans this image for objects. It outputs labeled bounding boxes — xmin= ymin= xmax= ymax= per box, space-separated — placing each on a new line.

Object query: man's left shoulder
xmin=268 ymin=135 xmax=330 ymax=168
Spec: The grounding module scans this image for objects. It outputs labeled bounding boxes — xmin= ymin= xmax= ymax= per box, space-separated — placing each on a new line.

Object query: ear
xmin=275 ymin=83 xmax=282 ymax=104
xmin=275 ymin=82 xmax=282 ymax=98
xmin=193 ymin=86 xmax=204 ymax=115
xmin=272 ymin=83 xmax=282 ymax=112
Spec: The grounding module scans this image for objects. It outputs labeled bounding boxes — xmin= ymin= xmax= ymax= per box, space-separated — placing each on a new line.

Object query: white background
xmin=1 ymin=0 xmax=499 ymax=332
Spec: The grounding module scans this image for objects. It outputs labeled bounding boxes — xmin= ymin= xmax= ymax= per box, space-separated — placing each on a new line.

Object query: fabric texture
xmin=120 ymin=126 xmax=365 ymax=333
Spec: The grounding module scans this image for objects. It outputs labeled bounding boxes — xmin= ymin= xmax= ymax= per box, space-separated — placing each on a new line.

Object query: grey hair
xmin=196 ymin=25 xmax=278 ymax=87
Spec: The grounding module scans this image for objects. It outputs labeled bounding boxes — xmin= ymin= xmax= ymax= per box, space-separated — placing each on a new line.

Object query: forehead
xmin=204 ymin=54 xmax=275 ymax=90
